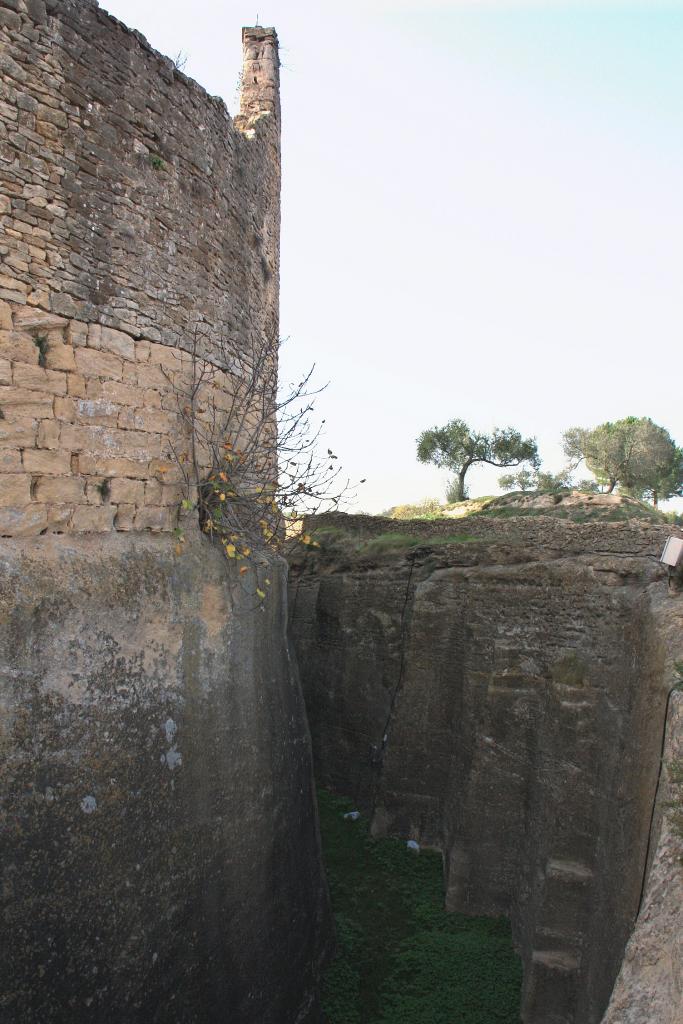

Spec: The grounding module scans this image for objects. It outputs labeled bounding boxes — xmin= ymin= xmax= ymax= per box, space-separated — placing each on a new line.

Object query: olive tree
xmin=563 ymin=416 xmax=682 ymax=506
xmin=416 ymin=419 xmax=539 ymax=502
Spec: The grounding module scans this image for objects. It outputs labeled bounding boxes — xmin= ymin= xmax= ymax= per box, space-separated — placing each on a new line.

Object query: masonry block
xmin=12 ymin=363 xmax=67 ymax=395
xmin=33 ymin=475 xmax=85 ymax=503
xmin=22 ymin=449 xmax=71 ymax=475
xmin=70 ymin=504 xmax=115 ymax=532
xmin=0 ymin=503 xmax=47 ymax=536
xmin=0 ymin=472 xmax=31 ymax=506
xmin=108 ymin=477 xmax=145 ymax=505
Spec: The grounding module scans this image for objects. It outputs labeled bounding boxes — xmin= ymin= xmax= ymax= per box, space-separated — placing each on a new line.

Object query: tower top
xmin=240 ymin=26 xmax=280 ymax=123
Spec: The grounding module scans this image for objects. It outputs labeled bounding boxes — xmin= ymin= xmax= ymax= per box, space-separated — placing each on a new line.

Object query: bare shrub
xmin=165 ymin=325 xmax=357 ymax=597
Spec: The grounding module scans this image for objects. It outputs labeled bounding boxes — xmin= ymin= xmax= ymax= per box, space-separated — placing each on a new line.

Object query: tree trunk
xmin=457 ymin=466 xmax=468 ymax=501
xmin=607 ymin=480 xmax=617 ymax=493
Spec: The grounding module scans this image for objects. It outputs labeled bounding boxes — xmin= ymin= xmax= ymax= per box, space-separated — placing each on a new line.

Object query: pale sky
xmin=103 ymin=0 xmax=683 ymax=513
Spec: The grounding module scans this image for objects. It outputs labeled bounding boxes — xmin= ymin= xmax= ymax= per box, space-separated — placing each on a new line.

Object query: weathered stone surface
xmin=0 ymin=503 xmax=47 ymax=536
xmin=0 ymin=471 xmax=31 ymax=505
xmin=69 ymin=503 xmax=114 ymax=532
xmin=0 ymin=530 xmax=332 ymax=1023
xmin=22 ymin=449 xmax=71 ymax=475
xmin=290 ymin=512 xmax=683 ymax=1024
xmin=0 ymin=449 xmax=22 ymax=472
xmin=44 ymin=341 xmax=76 ymax=372
xmin=601 ymin=595 xmax=683 ymax=1024
xmin=33 ymin=474 xmax=84 ymax=503
xmin=108 ymin=477 xmax=145 ymax=505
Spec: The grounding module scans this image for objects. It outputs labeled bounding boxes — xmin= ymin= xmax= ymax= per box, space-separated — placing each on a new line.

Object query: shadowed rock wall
xmin=601 ymin=592 xmax=683 ymax=1024
xmin=289 ymin=515 xmax=680 ymax=1024
xmin=1 ymin=530 xmax=332 ymax=1022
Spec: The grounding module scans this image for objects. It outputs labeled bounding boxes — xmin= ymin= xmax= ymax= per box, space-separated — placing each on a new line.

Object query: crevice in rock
xmin=369 ymin=554 xmax=417 ymax=818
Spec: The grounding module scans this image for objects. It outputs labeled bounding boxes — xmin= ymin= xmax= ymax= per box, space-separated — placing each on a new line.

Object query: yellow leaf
xmin=174 ymin=543 xmax=183 ymax=556
xmin=256 ymin=588 xmax=266 ymax=599
xmin=225 ymin=543 xmax=236 ymax=558
xmin=219 ymin=493 xmax=226 ymax=501
xmin=265 ymin=579 xmax=271 ymax=586
xmin=219 ymin=471 xmax=228 ymax=482
xmin=242 ymin=547 xmax=251 ymax=557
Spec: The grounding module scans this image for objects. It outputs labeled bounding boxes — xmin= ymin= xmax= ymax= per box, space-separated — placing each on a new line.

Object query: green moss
xmin=470 ymin=502 xmax=662 ymax=523
xmin=318 ymin=789 xmax=522 ymax=1024
xmin=309 ymin=530 xmax=477 ymax=560
xmin=360 ymin=533 xmax=423 ymax=553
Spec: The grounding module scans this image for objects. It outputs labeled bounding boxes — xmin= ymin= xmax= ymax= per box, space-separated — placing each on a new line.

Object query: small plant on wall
xmin=165 ymin=324 xmax=359 ymax=604
xmin=34 ymin=334 xmax=49 ymax=368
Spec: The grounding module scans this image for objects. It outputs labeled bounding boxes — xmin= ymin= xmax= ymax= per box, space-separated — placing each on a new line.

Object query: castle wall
xmin=0 ymin=0 xmax=279 ymax=535
xmin=0 ymin=5 xmax=333 ymax=1021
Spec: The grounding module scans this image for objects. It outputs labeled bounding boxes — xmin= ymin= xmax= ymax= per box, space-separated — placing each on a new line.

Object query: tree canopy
xmin=416 ymin=419 xmax=539 ymax=502
xmin=562 ymin=417 xmax=683 ymax=506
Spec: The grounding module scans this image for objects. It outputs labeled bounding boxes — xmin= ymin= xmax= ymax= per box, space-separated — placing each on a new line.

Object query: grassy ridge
xmin=318 ymin=789 xmax=522 ymax=1024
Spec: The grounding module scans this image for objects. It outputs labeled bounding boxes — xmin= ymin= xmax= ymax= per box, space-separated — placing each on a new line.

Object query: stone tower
xmin=0 ymin=4 xmax=331 ymax=1022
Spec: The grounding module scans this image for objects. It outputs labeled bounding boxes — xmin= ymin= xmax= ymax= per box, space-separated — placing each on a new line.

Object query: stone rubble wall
xmin=0 ymin=0 xmax=280 ymax=535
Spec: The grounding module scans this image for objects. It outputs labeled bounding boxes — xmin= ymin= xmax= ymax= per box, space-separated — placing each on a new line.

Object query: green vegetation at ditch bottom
xmin=318 ymin=789 xmax=522 ymax=1024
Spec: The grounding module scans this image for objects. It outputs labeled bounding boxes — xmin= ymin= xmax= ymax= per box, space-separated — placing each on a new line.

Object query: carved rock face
xmin=0 ymin=530 xmax=332 ymax=1023
xmin=289 ymin=512 xmax=681 ymax=1024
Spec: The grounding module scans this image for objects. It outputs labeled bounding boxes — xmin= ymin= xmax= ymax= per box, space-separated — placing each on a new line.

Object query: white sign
xmin=660 ymin=537 xmax=683 ymax=567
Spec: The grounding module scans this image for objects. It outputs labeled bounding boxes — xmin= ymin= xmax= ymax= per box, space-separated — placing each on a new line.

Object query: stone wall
xmin=308 ymin=508 xmax=677 ymax=555
xmin=289 ymin=513 xmax=681 ymax=1024
xmin=0 ymin=0 xmax=280 ymax=535
xmin=0 ymin=300 xmax=242 ymax=535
